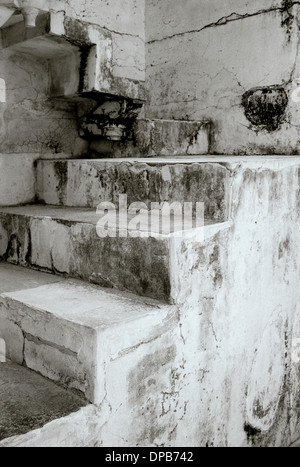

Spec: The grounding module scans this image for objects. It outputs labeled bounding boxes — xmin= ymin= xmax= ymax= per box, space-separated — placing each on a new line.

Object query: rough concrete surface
xmin=0 ymin=48 xmax=78 ymax=155
xmin=0 ymin=261 xmax=64 ymax=294
xmin=87 ymin=119 xmax=211 ymax=157
xmin=0 ymin=158 xmax=299 ymax=447
xmin=36 ymin=158 xmax=228 ymax=220
xmin=0 ymin=154 xmax=36 ymax=205
xmin=0 ymin=361 xmax=87 ymax=441
xmin=0 ymin=205 xmax=171 ymax=301
xmin=0 ymin=405 xmax=100 ymax=447
xmin=60 ymin=0 xmax=145 ymax=82
xmin=166 ymin=158 xmax=300 ymax=447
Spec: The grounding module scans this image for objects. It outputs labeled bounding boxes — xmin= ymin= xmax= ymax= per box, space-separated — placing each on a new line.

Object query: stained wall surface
xmin=0 ymin=0 xmax=145 ymax=156
xmin=145 ymin=0 xmax=300 ymax=154
xmin=168 ymin=158 xmax=300 ymax=446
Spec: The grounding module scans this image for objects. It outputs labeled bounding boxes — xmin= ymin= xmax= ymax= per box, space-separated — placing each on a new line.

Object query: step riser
xmin=0 ymin=213 xmax=171 ymax=302
xmin=36 ymin=160 xmax=229 ymax=221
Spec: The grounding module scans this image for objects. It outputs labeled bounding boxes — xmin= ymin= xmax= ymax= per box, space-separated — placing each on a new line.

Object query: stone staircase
xmin=0 ymin=8 xmax=234 ymax=446
xmin=0 ymin=158 xmax=229 ymax=302
xmin=0 ymin=154 xmax=231 ymax=446
xmin=0 ymin=1 xmax=300 ymax=448
xmin=1 ymin=155 xmax=300 ymax=447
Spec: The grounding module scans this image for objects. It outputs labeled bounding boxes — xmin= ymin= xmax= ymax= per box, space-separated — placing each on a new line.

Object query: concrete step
xmin=0 ymin=204 xmax=224 ymax=302
xmin=36 ymin=157 xmax=230 ymax=222
xmin=0 ymin=403 xmax=100 ymax=447
xmin=0 ymin=360 xmax=88 ymax=443
xmin=0 ymin=263 xmax=177 ymax=405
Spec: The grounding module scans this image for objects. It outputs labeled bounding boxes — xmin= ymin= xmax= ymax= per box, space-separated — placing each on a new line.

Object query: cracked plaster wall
xmin=55 ymin=0 xmax=145 ymax=82
xmin=0 ymin=0 xmax=145 ymax=156
xmin=145 ymin=0 xmax=300 ymax=154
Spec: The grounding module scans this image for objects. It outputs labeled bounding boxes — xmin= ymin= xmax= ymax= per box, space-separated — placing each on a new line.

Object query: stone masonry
xmin=0 ymin=0 xmax=300 ymax=448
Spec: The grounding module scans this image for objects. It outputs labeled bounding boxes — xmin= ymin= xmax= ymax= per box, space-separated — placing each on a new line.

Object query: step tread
xmin=40 ymin=156 xmax=229 ymax=164
xmin=38 ymin=155 xmax=300 ymax=164
xmin=0 ymin=361 xmax=88 ymax=442
xmin=0 ymin=205 xmax=100 ymax=225
xmin=0 ymin=263 xmax=167 ymax=330
xmin=0 ymin=204 xmax=216 ymax=225
xmin=0 ymin=205 xmax=227 ymax=301
xmin=0 ymin=205 xmax=173 ymax=301
xmin=0 ymin=262 xmax=64 ymax=294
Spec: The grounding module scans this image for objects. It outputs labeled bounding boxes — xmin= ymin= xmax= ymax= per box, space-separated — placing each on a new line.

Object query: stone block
xmin=0 ymin=264 xmax=177 ymax=404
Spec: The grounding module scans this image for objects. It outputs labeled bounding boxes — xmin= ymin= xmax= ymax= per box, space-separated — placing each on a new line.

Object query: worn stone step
xmin=0 ymin=404 xmax=100 ymax=447
xmin=0 ymin=204 xmax=224 ymax=302
xmin=36 ymin=157 xmax=230 ymax=221
xmin=0 ymin=360 xmax=88 ymax=442
xmin=0 ymin=263 xmax=177 ymax=405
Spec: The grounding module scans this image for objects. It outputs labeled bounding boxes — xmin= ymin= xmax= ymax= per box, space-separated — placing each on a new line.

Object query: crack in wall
xmin=64 ymin=0 xmax=145 ymax=42
xmin=147 ymin=2 xmax=300 ymax=44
